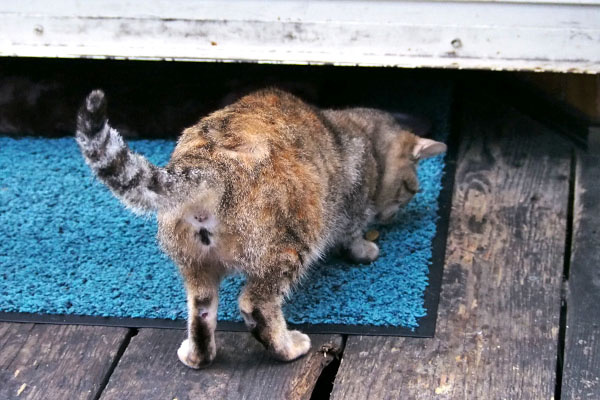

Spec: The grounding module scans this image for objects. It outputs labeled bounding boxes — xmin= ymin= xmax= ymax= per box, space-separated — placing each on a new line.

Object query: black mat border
xmin=0 ymin=85 xmax=459 ymax=338
xmin=0 ymin=313 xmax=418 ymax=337
xmin=414 ymin=81 xmax=461 ymax=338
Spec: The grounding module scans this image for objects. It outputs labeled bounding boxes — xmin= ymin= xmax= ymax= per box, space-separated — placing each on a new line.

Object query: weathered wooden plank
xmin=562 ymin=153 xmax=600 ymax=399
xmin=100 ymin=329 xmax=342 ymax=400
xmin=0 ymin=322 xmax=130 ymax=400
xmin=331 ymin=93 xmax=571 ymax=399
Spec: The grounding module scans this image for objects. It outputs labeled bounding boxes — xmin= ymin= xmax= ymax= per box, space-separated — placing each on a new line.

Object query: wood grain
xmin=100 ymin=329 xmax=343 ymax=400
xmin=331 ymin=93 xmax=571 ymax=399
xmin=562 ymin=153 xmax=600 ymax=399
xmin=0 ymin=322 xmax=130 ymax=400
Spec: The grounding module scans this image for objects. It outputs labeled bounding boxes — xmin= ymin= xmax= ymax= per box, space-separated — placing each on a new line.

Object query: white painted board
xmin=0 ymin=0 xmax=599 ymax=73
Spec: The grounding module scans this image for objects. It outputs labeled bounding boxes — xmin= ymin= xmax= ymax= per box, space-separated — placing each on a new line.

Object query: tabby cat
xmin=76 ymin=88 xmax=446 ymax=368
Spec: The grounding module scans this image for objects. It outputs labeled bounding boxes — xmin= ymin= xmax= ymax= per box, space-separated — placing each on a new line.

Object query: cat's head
xmin=374 ymin=135 xmax=446 ymax=224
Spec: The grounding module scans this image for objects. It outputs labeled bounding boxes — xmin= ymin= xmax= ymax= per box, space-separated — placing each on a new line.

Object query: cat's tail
xmin=76 ymin=90 xmax=176 ymax=213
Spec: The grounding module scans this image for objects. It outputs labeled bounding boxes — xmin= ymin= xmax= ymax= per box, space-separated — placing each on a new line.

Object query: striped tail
xmin=76 ymin=90 xmax=175 ymax=213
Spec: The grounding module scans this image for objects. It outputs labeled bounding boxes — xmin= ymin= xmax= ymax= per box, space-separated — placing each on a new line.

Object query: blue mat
xmin=0 ymin=101 xmax=450 ymax=333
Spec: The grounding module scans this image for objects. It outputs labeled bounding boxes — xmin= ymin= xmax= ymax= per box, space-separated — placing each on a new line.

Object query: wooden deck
xmin=1 ymin=86 xmax=599 ymax=400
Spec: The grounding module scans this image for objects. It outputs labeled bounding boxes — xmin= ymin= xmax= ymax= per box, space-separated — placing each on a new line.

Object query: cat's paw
xmin=348 ymin=239 xmax=380 ymax=264
xmin=289 ymin=330 xmax=311 ymax=358
xmin=177 ymin=338 xmax=215 ymax=369
xmin=273 ymin=330 xmax=311 ymax=362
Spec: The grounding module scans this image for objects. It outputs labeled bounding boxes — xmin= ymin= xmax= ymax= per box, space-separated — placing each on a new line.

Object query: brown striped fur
xmin=76 ymin=88 xmax=446 ymax=367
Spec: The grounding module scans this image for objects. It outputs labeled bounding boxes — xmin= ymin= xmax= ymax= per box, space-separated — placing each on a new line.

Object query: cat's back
xmin=170 ymin=88 xmax=331 ymax=169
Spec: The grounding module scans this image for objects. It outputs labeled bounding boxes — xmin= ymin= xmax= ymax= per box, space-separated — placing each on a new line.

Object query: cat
xmin=76 ymin=88 xmax=446 ymax=368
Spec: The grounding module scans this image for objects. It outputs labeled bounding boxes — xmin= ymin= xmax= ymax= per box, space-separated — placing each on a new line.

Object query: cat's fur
xmin=76 ymin=88 xmax=446 ymax=368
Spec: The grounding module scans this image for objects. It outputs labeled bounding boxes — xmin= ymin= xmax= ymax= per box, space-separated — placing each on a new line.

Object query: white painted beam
xmin=0 ymin=0 xmax=599 ymax=73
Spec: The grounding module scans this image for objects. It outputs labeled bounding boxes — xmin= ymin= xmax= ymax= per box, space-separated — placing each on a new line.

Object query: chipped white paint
xmin=0 ymin=0 xmax=599 ymax=73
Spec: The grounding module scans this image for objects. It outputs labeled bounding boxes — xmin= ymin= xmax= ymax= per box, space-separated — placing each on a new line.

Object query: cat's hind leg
xmin=177 ymin=264 xmax=223 ymax=369
xmin=238 ymin=253 xmax=310 ymax=361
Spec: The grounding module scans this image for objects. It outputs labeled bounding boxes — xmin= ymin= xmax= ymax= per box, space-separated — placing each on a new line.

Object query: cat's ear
xmin=412 ymin=138 xmax=447 ymax=160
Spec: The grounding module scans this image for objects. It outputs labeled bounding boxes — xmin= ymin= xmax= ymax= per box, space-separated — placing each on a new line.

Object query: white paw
xmin=349 ymin=239 xmax=380 ymax=264
xmin=177 ymin=339 xmax=200 ymax=369
xmin=275 ymin=330 xmax=311 ymax=362
xmin=289 ymin=330 xmax=311 ymax=357
xmin=177 ymin=338 xmax=215 ymax=369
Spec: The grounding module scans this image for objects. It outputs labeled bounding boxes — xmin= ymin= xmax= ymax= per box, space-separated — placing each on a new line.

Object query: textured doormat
xmin=0 ymin=91 xmax=454 ymax=338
